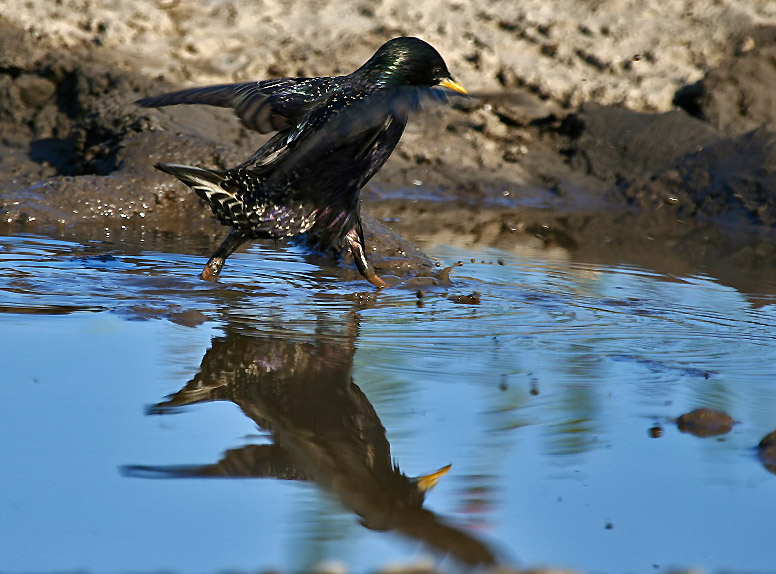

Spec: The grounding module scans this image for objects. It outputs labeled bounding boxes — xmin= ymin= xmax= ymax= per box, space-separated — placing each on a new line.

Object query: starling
xmin=137 ymin=36 xmax=467 ymax=287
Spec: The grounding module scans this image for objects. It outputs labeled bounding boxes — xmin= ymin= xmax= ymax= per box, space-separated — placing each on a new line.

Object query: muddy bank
xmin=6 ymin=0 xmax=775 ymax=111
xmin=2 ymin=16 xmax=776 ymax=289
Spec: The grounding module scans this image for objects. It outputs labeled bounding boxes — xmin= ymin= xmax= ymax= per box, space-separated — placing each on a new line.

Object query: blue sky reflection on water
xmin=1 ymin=233 xmax=776 ymax=572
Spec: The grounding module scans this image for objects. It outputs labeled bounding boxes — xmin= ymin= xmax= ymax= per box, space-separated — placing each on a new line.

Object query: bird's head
xmin=359 ymin=37 xmax=467 ymax=94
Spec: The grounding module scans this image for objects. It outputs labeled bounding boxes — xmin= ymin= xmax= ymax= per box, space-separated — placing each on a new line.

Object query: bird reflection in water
xmin=123 ymin=312 xmax=495 ymax=566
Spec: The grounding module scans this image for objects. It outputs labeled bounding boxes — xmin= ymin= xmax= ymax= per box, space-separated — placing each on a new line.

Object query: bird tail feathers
xmin=155 ymin=163 xmax=247 ymax=226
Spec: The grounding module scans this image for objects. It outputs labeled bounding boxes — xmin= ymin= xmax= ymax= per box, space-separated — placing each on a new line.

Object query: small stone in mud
xmin=676 ymin=407 xmax=735 ymax=437
xmin=448 ymin=292 xmax=481 ymax=305
xmin=648 ymin=425 xmax=663 ymax=438
xmin=758 ymin=430 xmax=776 ymax=475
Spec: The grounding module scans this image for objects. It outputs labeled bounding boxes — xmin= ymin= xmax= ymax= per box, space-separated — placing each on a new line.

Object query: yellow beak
xmin=439 ymin=78 xmax=468 ymax=95
xmin=415 ymin=464 xmax=452 ymax=492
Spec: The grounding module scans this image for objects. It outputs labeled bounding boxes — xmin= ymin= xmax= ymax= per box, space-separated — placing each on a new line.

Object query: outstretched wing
xmin=294 ymin=85 xmax=459 ymax=151
xmin=136 ymin=77 xmax=341 ymax=133
xmin=259 ymin=85 xmax=463 ymax=179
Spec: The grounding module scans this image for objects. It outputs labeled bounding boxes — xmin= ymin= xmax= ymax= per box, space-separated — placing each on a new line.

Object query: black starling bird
xmin=137 ymin=37 xmax=467 ymax=287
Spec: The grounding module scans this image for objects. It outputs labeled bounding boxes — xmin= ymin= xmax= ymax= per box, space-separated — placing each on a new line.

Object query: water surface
xmin=1 ymin=229 xmax=775 ymax=573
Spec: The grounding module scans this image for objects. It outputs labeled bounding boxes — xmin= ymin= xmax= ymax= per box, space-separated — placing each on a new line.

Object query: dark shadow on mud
xmin=28 ymin=137 xmax=88 ymax=176
xmin=121 ymin=311 xmax=497 ymax=567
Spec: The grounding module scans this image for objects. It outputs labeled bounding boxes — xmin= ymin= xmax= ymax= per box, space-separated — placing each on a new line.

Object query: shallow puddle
xmin=2 ymin=228 xmax=776 ymax=572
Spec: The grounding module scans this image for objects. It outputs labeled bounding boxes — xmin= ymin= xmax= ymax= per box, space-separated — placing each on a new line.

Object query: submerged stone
xmin=676 ymin=407 xmax=735 ymax=437
xmin=758 ymin=430 xmax=776 ymax=475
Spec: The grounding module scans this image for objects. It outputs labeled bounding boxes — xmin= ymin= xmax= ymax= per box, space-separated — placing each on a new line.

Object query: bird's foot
xmin=364 ymin=270 xmax=389 ymax=289
xmin=199 ymin=230 xmax=248 ymax=281
xmin=200 ymin=257 xmax=224 ymax=281
xmin=345 ymin=226 xmax=389 ymax=289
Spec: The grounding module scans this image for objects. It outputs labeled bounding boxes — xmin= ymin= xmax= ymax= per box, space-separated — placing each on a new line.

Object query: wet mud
xmin=3 ymin=18 xmax=776 ymax=290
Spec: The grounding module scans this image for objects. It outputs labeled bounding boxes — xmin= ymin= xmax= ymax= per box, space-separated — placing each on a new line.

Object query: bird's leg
xmin=345 ymin=226 xmax=388 ymax=289
xmin=200 ymin=229 xmax=249 ymax=281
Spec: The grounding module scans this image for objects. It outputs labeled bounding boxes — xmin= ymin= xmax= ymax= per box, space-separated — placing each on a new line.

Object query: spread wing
xmin=256 ymin=85 xmax=460 ymax=178
xmin=135 ymin=77 xmax=341 ymax=133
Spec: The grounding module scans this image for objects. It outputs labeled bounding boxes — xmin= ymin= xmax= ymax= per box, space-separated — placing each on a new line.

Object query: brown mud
xmin=2 ymin=17 xmax=776 ymax=290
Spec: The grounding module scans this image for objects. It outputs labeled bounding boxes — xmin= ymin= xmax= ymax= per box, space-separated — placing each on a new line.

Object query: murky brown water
xmin=2 ymin=227 xmax=776 ymax=572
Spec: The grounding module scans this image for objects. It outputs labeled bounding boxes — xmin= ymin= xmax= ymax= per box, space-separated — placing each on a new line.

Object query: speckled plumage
xmin=137 ymin=37 xmax=466 ymax=287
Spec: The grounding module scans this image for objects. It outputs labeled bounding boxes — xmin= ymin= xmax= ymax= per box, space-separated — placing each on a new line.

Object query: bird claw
xmin=345 ymin=226 xmax=390 ymax=289
xmin=365 ymin=271 xmax=389 ymax=289
xmin=199 ymin=230 xmax=248 ymax=281
xmin=200 ymin=257 xmax=224 ymax=281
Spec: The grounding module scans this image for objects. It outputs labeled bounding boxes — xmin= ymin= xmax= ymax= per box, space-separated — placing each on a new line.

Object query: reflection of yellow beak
xmin=439 ymin=78 xmax=468 ymax=95
xmin=416 ymin=464 xmax=452 ymax=492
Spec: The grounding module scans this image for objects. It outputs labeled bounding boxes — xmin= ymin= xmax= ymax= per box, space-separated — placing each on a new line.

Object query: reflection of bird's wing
xmin=250 ymin=85 xmax=463 ymax=180
xmin=121 ymin=444 xmax=313 ymax=481
xmin=135 ymin=77 xmax=341 ymax=133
